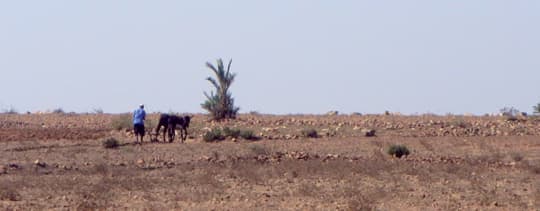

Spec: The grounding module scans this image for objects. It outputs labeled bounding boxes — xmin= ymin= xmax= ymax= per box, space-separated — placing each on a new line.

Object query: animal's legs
xmin=167 ymin=125 xmax=175 ymax=143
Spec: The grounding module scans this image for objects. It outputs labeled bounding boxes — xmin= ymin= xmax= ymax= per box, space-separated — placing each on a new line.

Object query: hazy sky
xmin=1 ymin=1 xmax=539 ymax=115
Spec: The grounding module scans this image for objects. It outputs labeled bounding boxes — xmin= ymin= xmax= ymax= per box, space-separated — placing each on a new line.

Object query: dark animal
xmin=155 ymin=114 xmax=191 ymax=143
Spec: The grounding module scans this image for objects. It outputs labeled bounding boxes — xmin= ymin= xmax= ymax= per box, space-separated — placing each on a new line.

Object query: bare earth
xmin=0 ymin=113 xmax=539 ymax=210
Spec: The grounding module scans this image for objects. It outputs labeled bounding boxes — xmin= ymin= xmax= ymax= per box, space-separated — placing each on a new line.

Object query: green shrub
xmin=301 ymin=128 xmax=318 ymax=138
xmin=111 ymin=114 xmax=132 ymax=130
xmin=102 ymin=138 xmax=119 ymax=149
xmin=223 ymin=127 xmax=241 ymax=138
xmin=203 ymin=128 xmax=226 ymax=142
xmin=52 ymin=108 xmax=65 ymax=114
xmin=93 ymin=108 xmax=104 ymax=114
xmin=240 ymin=130 xmax=259 ymax=141
xmin=387 ymin=144 xmax=410 ymax=158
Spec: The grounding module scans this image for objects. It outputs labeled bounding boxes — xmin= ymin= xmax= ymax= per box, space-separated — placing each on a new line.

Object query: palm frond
xmin=206 ymin=77 xmax=220 ymax=91
xmin=206 ymin=62 xmax=219 ymax=75
xmin=202 ymin=58 xmax=239 ymax=120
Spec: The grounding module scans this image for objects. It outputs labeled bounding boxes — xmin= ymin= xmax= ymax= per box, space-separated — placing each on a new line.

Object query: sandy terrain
xmin=0 ymin=113 xmax=539 ymax=210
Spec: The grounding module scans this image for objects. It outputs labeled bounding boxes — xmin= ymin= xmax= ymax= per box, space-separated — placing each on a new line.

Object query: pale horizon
xmin=1 ymin=1 xmax=539 ymax=115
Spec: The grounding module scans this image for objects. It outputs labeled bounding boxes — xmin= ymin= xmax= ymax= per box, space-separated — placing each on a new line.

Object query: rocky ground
xmin=0 ymin=113 xmax=539 ymax=210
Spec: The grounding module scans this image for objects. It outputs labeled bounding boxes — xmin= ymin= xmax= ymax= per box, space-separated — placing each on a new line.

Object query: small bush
xmin=223 ymin=127 xmax=241 ymax=138
xmin=93 ymin=108 xmax=104 ymax=114
xmin=301 ymin=128 xmax=318 ymax=138
xmin=534 ymin=102 xmax=540 ymax=114
xmin=203 ymin=128 xmax=226 ymax=142
xmin=240 ymin=130 xmax=259 ymax=141
xmin=102 ymin=138 xmax=119 ymax=149
xmin=111 ymin=114 xmax=132 ymax=130
xmin=52 ymin=108 xmax=65 ymax=114
xmin=499 ymin=107 xmax=522 ymax=121
xmin=387 ymin=144 xmax=410 ymax=158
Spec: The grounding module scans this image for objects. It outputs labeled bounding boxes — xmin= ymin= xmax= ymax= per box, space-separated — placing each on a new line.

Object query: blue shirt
xmin=133 ymin=108 xmax=146 ymax=125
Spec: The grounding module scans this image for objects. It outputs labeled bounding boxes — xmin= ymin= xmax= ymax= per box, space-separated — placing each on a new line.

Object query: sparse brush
xmin=203 ymin=128 xmax=225 ymax=142
xmin=52 ymin=108 xmax=65 ymax=114
xmin=301 ymin=128 xmax=318 ymax=138
xmin=387 ymin=144 xmax=410 ymax=158
xmin=102 ymin=138 xmax=119 ymax=149
xmin=111 ymin=114 xmax=132 ymax=130
xmin=240 ymin=130 xmax=259 ymax=141
xmin=223 ymin=127 xmax=241 ymax=138
xmin=93 ymin=108 xmax=104 ymax=114
xmin=500 ymin=107 xmax=521 ymax=121
xmin=534 ymin=102 xmax=540 ymax=114
xmin=211 ymin=127 xmax=258 ymax=141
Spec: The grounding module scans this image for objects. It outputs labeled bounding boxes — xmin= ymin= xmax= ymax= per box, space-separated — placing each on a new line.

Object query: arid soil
xmin=0 ymin=113 xmax=539 ymax=210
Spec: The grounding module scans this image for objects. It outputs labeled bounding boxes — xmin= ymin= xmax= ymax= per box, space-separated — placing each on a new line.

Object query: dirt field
xmin=0 ymin=113 xmax=539 ymax=210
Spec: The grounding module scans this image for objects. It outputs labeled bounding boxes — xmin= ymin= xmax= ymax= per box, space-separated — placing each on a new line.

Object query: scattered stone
xmin=136 ymin=159 xmax=145 ymax=165
xmin=201 ymin=156 xmax=212 ymax=162
xmin=289 ymin=151 xmax=309 ymax=160
xmin=34 ymin=159 xmax=46 ymax=167
xmin=322 ymin=154 xmax=340 ymax=162
xmin=0 ymin=165 xmax=6 ymax=174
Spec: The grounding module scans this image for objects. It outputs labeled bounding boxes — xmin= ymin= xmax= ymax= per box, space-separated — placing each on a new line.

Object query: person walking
xmin=133 ymin=104 xmax=146 ymax=144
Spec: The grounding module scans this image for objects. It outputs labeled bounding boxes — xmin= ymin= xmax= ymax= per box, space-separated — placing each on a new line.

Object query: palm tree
xmin=202 ymin=58 xmax=239 ymax=120
xmin=534 ymin=102 xmax=540 ymax=114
